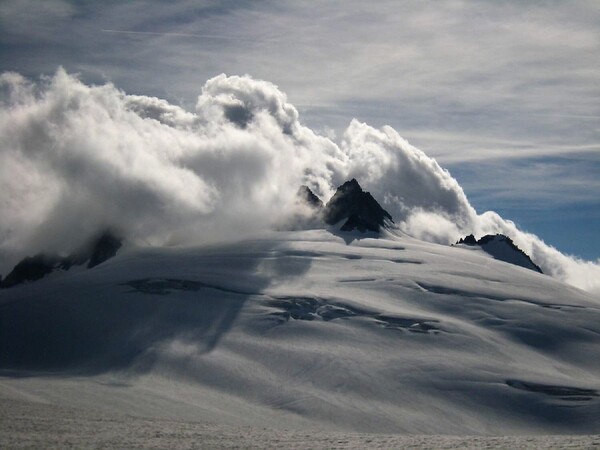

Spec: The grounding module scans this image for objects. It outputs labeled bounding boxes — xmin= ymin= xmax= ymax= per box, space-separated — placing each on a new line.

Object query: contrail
xmin=530 ymin=113 xmax=600 ymax=120
xmin=101 ymin=29 xmax=262 ymax=42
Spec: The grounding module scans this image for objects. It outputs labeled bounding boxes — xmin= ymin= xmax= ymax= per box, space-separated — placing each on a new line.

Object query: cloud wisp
xmin=0 ymin=69 xmax=598 ymax=295
xmin=100 ymin=29 xmax=260 ymax=42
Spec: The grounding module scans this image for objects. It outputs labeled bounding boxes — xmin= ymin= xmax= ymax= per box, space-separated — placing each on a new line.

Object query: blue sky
xmin=1 ymin=0 xmax=598 ymax=259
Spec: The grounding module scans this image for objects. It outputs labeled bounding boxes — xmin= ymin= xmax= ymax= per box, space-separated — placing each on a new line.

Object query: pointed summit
xmin=340 ymin=178 xmax=361 ymax=190
xmin=61 ymin=229 xmax=123 ymax=269
xmin=87 ymin=231 xmax=123 ymax=268
xmin=297 ymin=185 xmax=324 ymax=210
xmin=323 ymin=179 xmax=393 ymax=232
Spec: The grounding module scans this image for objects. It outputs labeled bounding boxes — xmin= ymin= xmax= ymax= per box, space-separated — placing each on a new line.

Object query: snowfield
xmin=2 ymin=396 xmax=599 ymax=450
xmin=1 ymin=229 xmax=599 ymax=446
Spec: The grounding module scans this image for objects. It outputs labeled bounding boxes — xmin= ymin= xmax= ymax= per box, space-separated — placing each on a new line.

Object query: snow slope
xmin=1 ymin=229 xmax=599 ymax=435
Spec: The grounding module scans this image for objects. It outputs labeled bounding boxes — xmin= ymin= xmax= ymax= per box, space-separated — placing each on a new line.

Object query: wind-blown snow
xmin=0 ymin=69 xmax=598 ymax=293
xmin=1 ymin=230 xmax=599 ymax=435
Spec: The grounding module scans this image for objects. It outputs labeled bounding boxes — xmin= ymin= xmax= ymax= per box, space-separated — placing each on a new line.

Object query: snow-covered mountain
xmin=456 ymin=234 xmax=543 ymax=273
xmin=1 ymin=228 xmax=598 ymax=435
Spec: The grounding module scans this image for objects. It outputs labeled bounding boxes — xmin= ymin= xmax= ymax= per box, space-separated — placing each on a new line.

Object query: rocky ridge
xmin=457 ymin=233 xmax=543 ymax=273
xmin=0 ymin=230 xmax=122 ymax=288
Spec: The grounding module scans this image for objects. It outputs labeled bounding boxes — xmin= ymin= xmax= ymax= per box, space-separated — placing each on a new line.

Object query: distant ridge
xmin=457 ymin=233 xmax=542 ymax=273
xmin=0 ymin=230 xmax=122 ymax=288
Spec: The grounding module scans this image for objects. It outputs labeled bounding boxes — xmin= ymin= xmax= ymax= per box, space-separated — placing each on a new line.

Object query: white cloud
xmin=333 ymin=118 xmax=600 ymax=292
xmin=340 ymin=120 xmax=476 ymax=228
xmin=0 ymin=69 xmax=598 ymax=295
xmin=0 ymin=69 xmax=342 ymax=268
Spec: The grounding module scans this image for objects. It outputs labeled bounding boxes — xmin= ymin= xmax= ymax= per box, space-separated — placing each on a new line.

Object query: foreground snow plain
xmin=2 ymin=396 xmax=599 ymax=450
xmin=1 ymin=229 xmax=599 ymax=445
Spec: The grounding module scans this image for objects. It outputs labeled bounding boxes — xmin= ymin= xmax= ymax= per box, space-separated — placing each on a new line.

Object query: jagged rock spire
xmin=323 ymin=179 xmax=393 ymax=233
xmin=297 ymin=185 xmax=324 ymax=210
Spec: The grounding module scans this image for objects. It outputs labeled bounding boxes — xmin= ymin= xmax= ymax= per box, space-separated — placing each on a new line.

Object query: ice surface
xmin=1 ymin=229 xmax=599 ymax=438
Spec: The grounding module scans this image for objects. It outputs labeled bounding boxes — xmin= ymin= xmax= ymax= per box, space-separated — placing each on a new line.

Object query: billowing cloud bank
xmin=1 ymin=69 xmax=598 ymax=294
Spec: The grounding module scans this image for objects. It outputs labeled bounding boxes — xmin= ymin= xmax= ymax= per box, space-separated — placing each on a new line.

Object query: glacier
xmin=1 ymin=228 xmax=598 ymax=443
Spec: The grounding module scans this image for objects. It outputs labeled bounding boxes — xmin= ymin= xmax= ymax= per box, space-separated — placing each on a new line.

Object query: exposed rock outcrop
xmin=297 ymin=185 xmax=324 ymax=211
xmin=0 ymin=230 xmax=123 ymax=289
xmin=457 ymin=234 xmax=477 ymax=245
xmin=456 ymin=233 xmax=542 ymax=273
xmin=0 ymin=254 xmax=64 ymax=288
xmin=323 ymin=179 xmax=393 ymax=233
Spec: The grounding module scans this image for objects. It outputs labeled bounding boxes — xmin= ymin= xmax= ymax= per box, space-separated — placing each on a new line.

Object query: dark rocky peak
xmin=61 ymin=229 xmax=123 ymax=269
xmin=456 ymin=233 xmax=542 ymax=273
xmin=297 ymin=185 xmax=324 ymax=210
xmin=0 ymin=254 xmax=63 ymax=288
xmin=0 ymin=230 xmax=123 ymax=289
xmin=323 ymin=179 xmax=393 ymax=233
xmin=338 ymin=178 xmax=361 ymax=191
xmin=457 ymin=234 xmax=477 ymax=245
xmin=88 ymin=231 xmax=123 ymax=268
